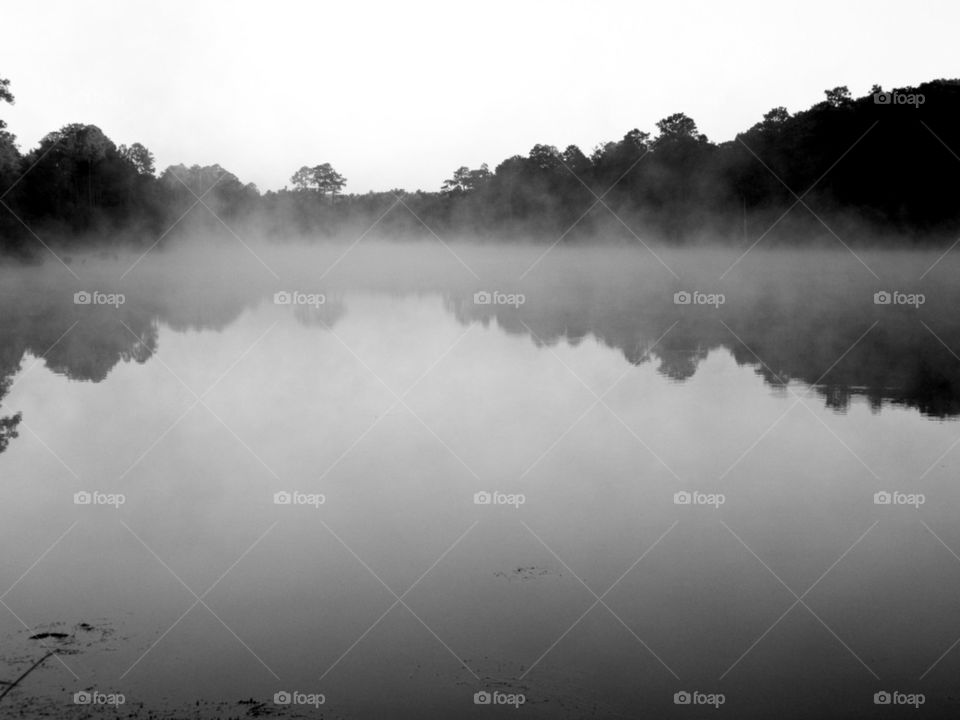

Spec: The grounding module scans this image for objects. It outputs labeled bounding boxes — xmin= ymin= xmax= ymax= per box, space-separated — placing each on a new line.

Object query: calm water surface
xmin=2 ymin=244 xmax=960 ymax=717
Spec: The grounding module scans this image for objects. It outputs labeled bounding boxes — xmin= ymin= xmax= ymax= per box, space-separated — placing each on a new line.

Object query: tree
xmin=0 ymin=131 xmax=18 ymax=178
xmin=442 ymin=166 xmax=470 ymax=193
xmin=590 ymin=141 xmax=617 ymax=165
xmin=290 ymin=163 xmax=347 ymax=202
xmin=824 ymin=86 xmax=852 ymax=108
xmin=0 ymin=76 xmax=13 ymax=131
xmin=0 ymin=393 xmax=20 ymax=452
xmin=15 ymin=124 xmax=115 ymax=224
xmin=0 ymin=371 xmax=22 ymax=454
xmin=119 ymin=142 xmax=155 ymax=176
xmin=622 ymin=128 xmax=650 ymax=150
xmin=442 ymin=164 xmax=491 ymax=194
xmin=654 ymin=113 xmax=706 ymax=144
xmin=160 ymin=163 xmax=251 ymax=215
xmin=528 ymin=144 xmax=562 ymax=173
xmin=290 ymin=165 xmax=313 ymax=191
xmin=0 ymin=77 xmax=18 ymax=187
xmin=762 ymin=107 xmax=790 ymax=125
xmin=560 ymin=145 xmax=591 ymax=176
xmin=312 ymin=163 xmax=346 ymax=200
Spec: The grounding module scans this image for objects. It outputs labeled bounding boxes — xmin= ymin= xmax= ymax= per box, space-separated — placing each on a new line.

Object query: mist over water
xmin=2 ymin=241 xmax=960 ymax=718
xmin=3 ymin=0 xmax=959 ymax=714
xmin=3 ymin=241 xmax=959 ymax=416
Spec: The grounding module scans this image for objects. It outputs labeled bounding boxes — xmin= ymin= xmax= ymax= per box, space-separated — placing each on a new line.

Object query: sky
xmin=1 ymin=0 xmax=957 ymax=194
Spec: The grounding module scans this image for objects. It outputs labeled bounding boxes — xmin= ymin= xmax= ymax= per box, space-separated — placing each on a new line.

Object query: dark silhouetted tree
xmin=119 ymin=142 xmax=156 ymax=176
xmin=0 ymin=76 xmax=20 ymax=222
xmin=824 ymin=85 xmax=853 ymax=108
xmin=654 ymin=113 xmax=707 ymax=145
xmin=442 ymin=164 xmax=491 ymax=194
xmin=291 ymin=163 xmax=346 ymax=203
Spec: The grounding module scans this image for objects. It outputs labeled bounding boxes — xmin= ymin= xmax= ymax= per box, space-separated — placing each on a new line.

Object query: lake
xmin=1 ymin=242 xmax=959 ymax=718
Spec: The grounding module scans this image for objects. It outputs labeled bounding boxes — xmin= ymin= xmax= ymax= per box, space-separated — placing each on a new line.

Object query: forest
xmin=1 ymin=76 xmax=959 ymax=256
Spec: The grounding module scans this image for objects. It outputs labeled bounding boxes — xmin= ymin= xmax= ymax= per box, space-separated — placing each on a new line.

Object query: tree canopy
xmin=2 ymin=74 xmax=960 ymax=254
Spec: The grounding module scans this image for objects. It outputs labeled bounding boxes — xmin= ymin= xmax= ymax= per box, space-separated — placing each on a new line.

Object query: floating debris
xmin=493 ymin=565 xmax=559 ymax=582
xmin=0 ymin=652 xmax=53 ymax=703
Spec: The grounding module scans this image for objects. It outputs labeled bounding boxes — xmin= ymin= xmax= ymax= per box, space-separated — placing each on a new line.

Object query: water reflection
xmin=0 ymin=373 xmax=21 ymax=452
xmin=1 ymin=247 xmax=958 ymax=460
xmin=3 ymin=247 xmax=960 ymax=718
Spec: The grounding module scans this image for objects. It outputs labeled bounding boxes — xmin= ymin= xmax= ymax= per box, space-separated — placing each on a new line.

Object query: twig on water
xmin=0 ymin=652 xmax=54 ymax=703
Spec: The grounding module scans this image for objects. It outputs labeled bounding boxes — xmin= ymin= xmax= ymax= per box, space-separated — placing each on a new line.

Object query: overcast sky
xmin=2 ymin=0 xmax=956 ymax=194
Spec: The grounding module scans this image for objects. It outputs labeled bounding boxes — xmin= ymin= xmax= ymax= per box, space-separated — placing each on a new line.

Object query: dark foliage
xmin=1 ymin=78 xmax=959 ymax=253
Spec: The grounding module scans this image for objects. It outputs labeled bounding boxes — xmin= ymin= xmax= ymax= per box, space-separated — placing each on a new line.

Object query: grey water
xmin=2 ymin=242 xmax=960 ymax=718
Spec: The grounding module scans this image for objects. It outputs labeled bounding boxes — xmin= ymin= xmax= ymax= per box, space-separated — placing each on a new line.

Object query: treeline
xmin=1 ymin=77 xmax=959 ymax=254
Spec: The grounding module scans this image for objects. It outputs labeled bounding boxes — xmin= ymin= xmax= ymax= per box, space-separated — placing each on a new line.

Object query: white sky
xmin=1 ymin=0 xmax=957 ymax=194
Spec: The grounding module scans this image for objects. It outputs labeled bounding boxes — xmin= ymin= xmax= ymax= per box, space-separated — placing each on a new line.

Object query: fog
xmin=4 ymin=240 xmax=960 ymax=718
xmin=3 ymin=241 xmax=958 ymax=418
